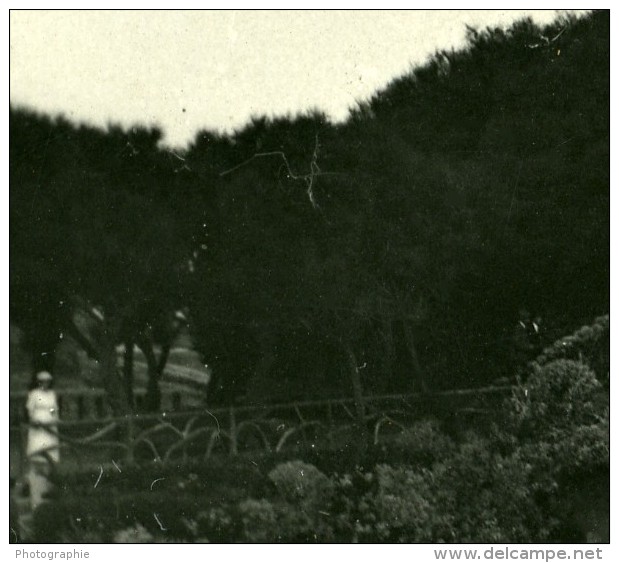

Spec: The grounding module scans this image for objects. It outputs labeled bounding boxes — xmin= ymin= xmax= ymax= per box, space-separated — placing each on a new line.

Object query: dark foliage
xmin=31 ymin=344 xmax=608 ymax=542
xmin=10 ymin=11 xmax=609 ymax=409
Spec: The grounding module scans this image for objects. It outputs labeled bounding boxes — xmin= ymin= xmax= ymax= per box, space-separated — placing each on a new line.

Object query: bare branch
xmin=527 ymin=26 xmax=567 ymax=49
xmin=219 ymin=151 xmax=287 ymax=177
xmin=219 ymin=135 xmax=325 ymax=208
xmin=550 ymin=26 xmax=567 ymax=43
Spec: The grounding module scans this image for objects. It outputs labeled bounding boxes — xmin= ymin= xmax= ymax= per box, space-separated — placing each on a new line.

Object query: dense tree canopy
xmin=10 ymin=111 xmax=199 ymax=411
xmin=10 ymin=11 xmax=609 ymax=410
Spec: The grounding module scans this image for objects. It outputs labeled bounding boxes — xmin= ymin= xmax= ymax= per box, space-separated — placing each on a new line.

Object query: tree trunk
xmin=402 ymin=320 xmax=429 ymax=393
xmin=345 ymin=344 xmax=367 ymax=454
xmin=138 ymin=322 xmax=180 ymax=412
xmin=140 ymin=340 xmax=162 ymax=413
xmin=123 ymin=339 xmax=135 ymax=409
xmin=244 ymin=327 xmax=278 ymax=403
xmin=100 ymin=318 xmax=131 ymax=416
xmin=145 ymin=368 xmax=161 ymax=412
xmin=380 ymin=319 xmax=396 ymax=393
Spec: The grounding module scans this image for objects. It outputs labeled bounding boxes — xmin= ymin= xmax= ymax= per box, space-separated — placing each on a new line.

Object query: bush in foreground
xmin=30 ymin=323 xmax=608 ymax=543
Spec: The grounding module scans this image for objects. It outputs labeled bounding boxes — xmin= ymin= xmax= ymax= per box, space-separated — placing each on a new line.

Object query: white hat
xmin=36 ymin=371 xmax=53 ymax=382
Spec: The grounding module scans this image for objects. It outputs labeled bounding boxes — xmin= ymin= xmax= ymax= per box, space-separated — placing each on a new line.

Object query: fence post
xmin=229 ymin=407 xmax=238 ymax=456
xmin=124 ymin=416 xmax=135 ymax=464
xmin=291 ymin=403 xmax=303 ymax=446
xmin=326 ymin=401 xmax=334 ymax=449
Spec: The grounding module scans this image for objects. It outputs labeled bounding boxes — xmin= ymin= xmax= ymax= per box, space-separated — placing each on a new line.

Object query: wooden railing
xmin=9 ymin=386 xmax=513 ymax=472
xmin=9 ymin=388 xmax=190 ymax=426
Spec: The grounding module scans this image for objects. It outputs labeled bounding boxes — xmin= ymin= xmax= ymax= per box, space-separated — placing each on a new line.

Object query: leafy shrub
xmin=28 ymin=340 xmax=609 ymax=544
xmin=266 ymin=461 xmax=336 ymax=542
xmin=509 ymin=359 xmax=602 ymax=440
xmin=372 ymin=464 xmax=440 ymax=542
xmin=57 ymin=528 xmax=106 ymax=544
xmin=32 ymin=488 xmax=215 ymax=543
xmin=238 ymin=498 xmax=278 ymax=542
xmin=513 ymin=417 xmax=609 ymax=497
xmin=326 ymin=435 xmax=554 ymax=543
xmin=432 ymin=438 xmax=555 ymax=542
xmin=50 ymin=456 xmax=269 ymax=501
xmin=503 ymin=356 xmax=609 ymax=541
xmin=195 ymin=506 xmax=237 ymax=542
xmin=534 ymin=315 xmax=609 ymax=385
xmin=392 ymin=419 xmax=455 ymax=466
xmin=326 ymin=470 xmax=376 ymax=542
xmin=113 ymin=523 xmax=154 ymax=543
xmin=268 ymin=460 xmax=333 ymax=507
xmin=559 ymin=417 xmax=609 ymax=474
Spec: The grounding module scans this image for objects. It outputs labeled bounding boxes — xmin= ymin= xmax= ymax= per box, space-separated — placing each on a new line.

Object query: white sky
xmin=10 ymin=10 xmax=574 ymax=148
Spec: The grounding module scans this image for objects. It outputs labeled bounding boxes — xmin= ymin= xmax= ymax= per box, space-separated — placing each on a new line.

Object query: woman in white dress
xmin=26 ymin=371 xmax=59 ymax=509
